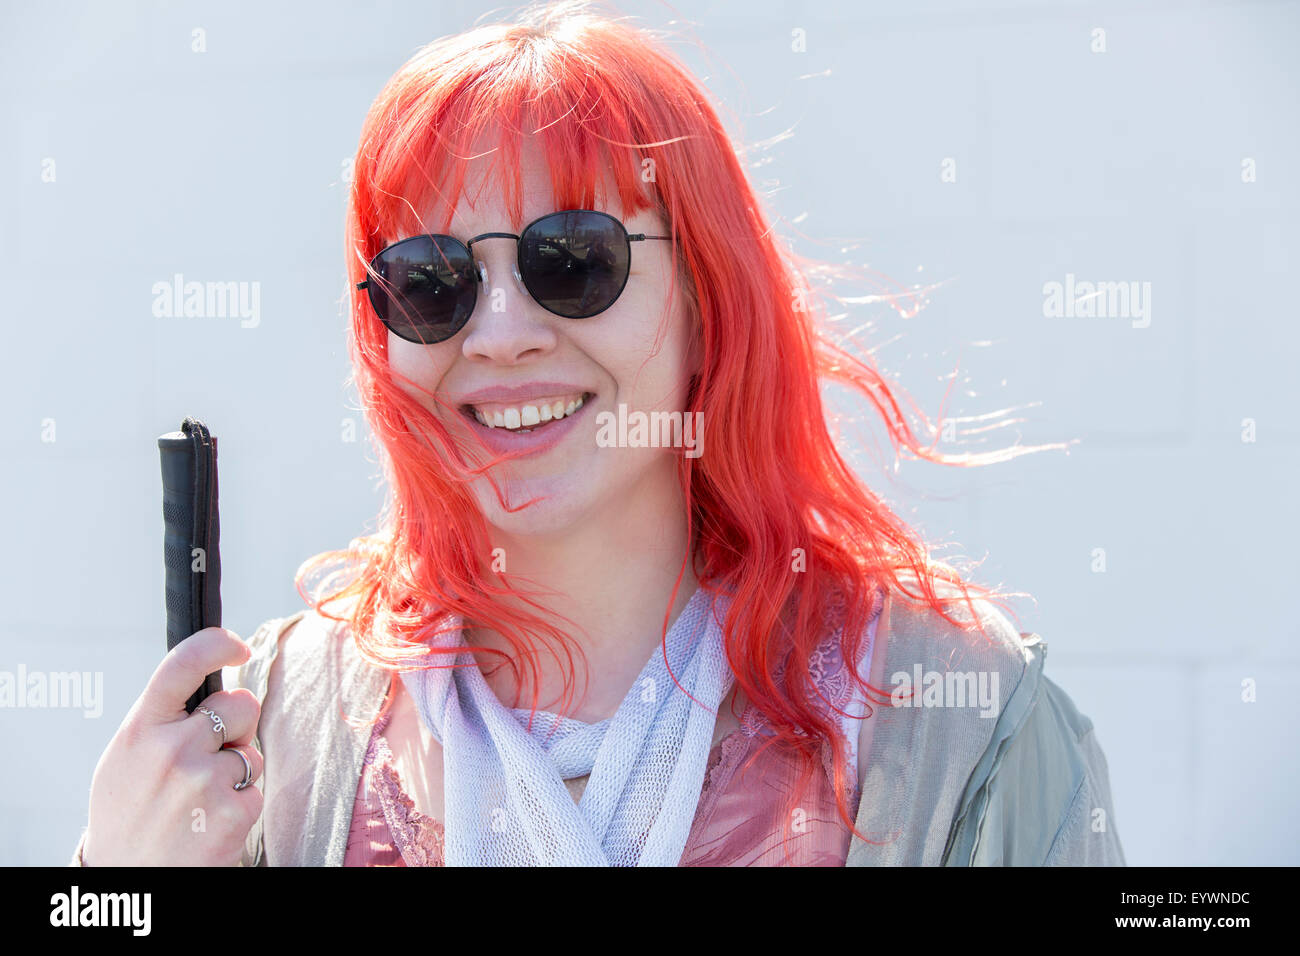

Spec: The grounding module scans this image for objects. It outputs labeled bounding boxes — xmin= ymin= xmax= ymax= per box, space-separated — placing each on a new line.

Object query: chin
xmin=469 ymin=470 xmax=603 ymax=539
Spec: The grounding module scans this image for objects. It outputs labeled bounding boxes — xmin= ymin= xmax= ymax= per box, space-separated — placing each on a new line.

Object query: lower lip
xmin=460 ymin=396 xmax=593 ymax=458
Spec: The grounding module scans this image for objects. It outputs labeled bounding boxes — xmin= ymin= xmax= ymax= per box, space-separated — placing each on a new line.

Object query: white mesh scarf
xmin=398 ymin=585 xmax=734 ymax=866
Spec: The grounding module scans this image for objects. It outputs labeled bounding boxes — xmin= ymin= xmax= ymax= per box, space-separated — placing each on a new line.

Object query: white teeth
xmin=470 ymin=394 xmax=586 ymax=432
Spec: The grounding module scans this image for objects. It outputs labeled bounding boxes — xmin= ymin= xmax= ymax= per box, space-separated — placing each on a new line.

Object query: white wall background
xmin=2 ymin=0 xmax=1296 ymax=865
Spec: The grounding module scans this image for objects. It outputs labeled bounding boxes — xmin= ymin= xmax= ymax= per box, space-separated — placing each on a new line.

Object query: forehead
xmin=411 ymin=131 xmax=647 ymax=240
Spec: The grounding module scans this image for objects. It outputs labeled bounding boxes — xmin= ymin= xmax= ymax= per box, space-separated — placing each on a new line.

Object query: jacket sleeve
xmin=222 ymin=610 xmax=305 ymax=868
xmin=1040 ymin=717 xmax=1126 ymax=865
xmin=946 ymin=661 xmax=1126 ymax=866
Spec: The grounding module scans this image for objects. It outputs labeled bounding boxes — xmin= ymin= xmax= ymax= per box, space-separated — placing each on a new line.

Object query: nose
xmin=472 ymin=257 xmax=525 ymax=290
xmin=461 ymin=241 xmax=556 ymax=365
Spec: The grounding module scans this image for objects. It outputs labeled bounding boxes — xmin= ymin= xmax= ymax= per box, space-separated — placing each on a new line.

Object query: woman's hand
xmin=81 ymin=627 xmax=263 ymax=866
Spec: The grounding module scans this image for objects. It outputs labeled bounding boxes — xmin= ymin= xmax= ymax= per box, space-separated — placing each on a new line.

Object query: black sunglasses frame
xmin=356 ymin=208 xmax=672 ymax=344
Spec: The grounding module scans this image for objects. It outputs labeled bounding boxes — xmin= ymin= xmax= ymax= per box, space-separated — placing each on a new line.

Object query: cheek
xmin=641 ymin=312 xmax=698 ymax=402
xmin=595 ymin=291 xmax=697 ymax=393
xmin=387 ymin=333 xmax=453 ymax=405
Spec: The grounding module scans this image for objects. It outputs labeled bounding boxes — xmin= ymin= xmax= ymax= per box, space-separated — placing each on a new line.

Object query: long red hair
xmin=297 ymin=0 xmax=1062 ymax=850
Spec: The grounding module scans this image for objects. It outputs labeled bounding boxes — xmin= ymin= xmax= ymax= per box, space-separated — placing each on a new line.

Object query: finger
xmin=215 ymin=687 xmax=263 ymax=749
xmin=220 ymin=744 xmax=264 ymax=791
xmin=139 ymin=628 xmax=249 ymax=722
xmin=185 ymin=689 xmax=259 ymax=753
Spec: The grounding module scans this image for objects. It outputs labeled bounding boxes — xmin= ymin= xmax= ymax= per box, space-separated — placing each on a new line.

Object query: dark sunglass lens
xmin=519 ymin=211 xmax=630 ymax=318
xmin=371 ymin=236 xmax=476 ymax=343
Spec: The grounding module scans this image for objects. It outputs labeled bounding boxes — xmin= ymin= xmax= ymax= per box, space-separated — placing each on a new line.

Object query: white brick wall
xmin=2 ymin=0 xmax=1295 ymax=865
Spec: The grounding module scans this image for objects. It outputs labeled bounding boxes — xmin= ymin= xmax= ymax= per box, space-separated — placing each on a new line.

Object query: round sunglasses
xmin=356 ymin=208 xmax=672 ymax=344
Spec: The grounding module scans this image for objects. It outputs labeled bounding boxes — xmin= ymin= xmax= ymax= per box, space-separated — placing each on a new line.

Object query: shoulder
xmin=944 ymin=669 xmax=1126 ymax=866
xmin=223 ymin=603 xmax=392 ymax=758
xmin=868 ymin=572 xmax=1037 ymax=722
xmin=856 ymin=571 xmax=1037 ymax=760
xmin=225 ymin=602 xmax=375 ymax=706
xmin=224 ymin=609 xmax=314 ymax=707
xmin=847 ymin=573 xmax=1044 ymax=864
xmin=223 ymin=611 xmax=302 ymax=707
xmin=851 ymin=571 xmax=1126 ymax=866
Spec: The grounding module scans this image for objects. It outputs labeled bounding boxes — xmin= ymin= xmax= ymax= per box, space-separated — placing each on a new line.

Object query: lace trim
xmin=739 ymin=601 xmax=875 ymax=738
xmin=699 ymin=726 xmax=749 ymax=799
xmin=363 ymin=710 xmax=445 ymax=866
xmin=733 ymin=589 xmax=882 ymax=806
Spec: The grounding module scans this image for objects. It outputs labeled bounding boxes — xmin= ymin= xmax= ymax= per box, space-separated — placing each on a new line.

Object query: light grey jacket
xmin=73 ymin=581 xmax=1125 ymax=867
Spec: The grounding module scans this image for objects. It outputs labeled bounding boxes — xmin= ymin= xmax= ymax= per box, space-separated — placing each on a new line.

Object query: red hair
xmin=297 ymin=0 xmax=1064 ymax=852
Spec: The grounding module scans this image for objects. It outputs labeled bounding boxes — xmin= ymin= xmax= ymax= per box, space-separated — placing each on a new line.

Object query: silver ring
xmin=196 ymin=706 xmax=227 ymax=746
xmin=226 ymin=746 xmax=254 ymax=791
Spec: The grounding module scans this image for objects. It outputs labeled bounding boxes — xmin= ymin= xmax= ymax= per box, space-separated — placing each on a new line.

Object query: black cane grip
xmin=158 ymin=418 xmax=223 ymax=715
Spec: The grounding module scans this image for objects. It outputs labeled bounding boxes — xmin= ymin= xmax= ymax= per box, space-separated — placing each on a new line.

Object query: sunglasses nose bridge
xmin=465 ymin=232 xmax=526 ymax=293
xmin=468 ymin=259 xmax=528 ymax=299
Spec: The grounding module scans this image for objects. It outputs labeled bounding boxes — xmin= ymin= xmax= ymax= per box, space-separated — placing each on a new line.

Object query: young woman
xmin=75 ymin=0 xmax=1124 ymax=867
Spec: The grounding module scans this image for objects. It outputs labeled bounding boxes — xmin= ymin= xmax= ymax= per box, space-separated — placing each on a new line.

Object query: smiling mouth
xmin=460 ymin=392 xmax=595 ymax=433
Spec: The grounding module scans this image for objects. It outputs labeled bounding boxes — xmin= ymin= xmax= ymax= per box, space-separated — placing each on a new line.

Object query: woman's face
xmin=387 ymin=137 xmax=699 ymax=538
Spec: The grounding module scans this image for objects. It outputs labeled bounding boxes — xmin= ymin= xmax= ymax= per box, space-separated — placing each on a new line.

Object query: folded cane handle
xmin=157 ymin=417 xmax=223 ymax=714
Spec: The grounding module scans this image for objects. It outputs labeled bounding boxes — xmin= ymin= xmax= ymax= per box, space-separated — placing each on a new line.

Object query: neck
xmin=470 ymin=467 xmax=698 ymax=722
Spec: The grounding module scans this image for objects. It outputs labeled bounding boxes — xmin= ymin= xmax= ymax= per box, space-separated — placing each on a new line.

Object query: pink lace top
xmin=343 ymin=626 xmax=874 ymax=867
